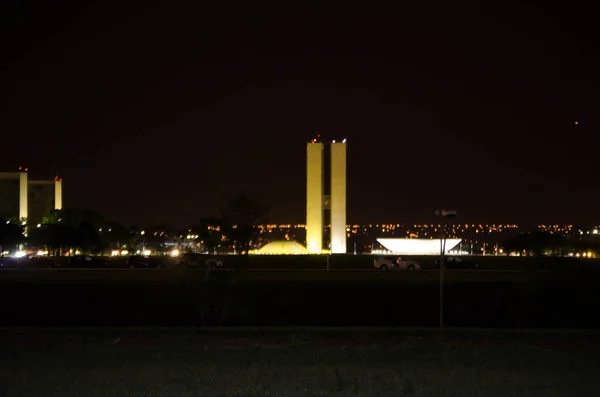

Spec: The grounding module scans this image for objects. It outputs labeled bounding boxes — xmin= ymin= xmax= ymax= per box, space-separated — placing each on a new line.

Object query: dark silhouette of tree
xmin=569 ymin=237 xmax=600 ymax=255
xmin=138 ymin=226 xmax=169 ymax=253
xmin=196 ymin=217 xmax=225 ymax=254
xmin=502 ymin=233 xmax=527 ymax=255
xmin=37 ymin=209 xmax=108 ymax=255
xmin=219 ymin=192 xmax=269 ymax=256
xmin=75 ymin=221 xmax=104 ymax=254
xmin=0 ymin=218 xmax=25 ymax=254
xmin=102 ymin=222 xmax=132 ymax=250
xmin=503 ymin=231 xmax=568 ymax=256
xmin=43 ymin=209 xmax=107 ymax=229
xmin=42 ymin=209 xmax=62 ymax=225
xmin=28 ymin=223 xmax=77 ymax=256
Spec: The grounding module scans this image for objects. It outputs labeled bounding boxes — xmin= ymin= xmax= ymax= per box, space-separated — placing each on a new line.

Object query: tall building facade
xmin=330 ymin=142 xmax=347 ymax=254
xmin=0 ymin=168 xmax=63 ymax=225
xmin=306 ymin=138 xmax=347 ymax=254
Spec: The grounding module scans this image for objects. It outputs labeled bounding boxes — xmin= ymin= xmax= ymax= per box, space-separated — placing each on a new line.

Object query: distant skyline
xmin=1 ymin=2 xmax=598 ymax=228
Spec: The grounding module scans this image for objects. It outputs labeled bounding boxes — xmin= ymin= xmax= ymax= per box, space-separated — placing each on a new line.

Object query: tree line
xmin=0 ymin=192 xmax=269 ymax=256
xmin=502 ymin=230 xmax=600 ymax=257
xmin=2 ymin=190 xmax=599 ymax=257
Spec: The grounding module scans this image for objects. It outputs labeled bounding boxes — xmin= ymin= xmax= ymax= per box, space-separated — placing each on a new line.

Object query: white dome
xmin=258 ymin=241 xmax=308 ymax=255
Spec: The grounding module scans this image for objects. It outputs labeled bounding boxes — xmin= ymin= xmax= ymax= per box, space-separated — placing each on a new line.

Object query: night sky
xmin=1 ymin=2 xmax=598 ymax=228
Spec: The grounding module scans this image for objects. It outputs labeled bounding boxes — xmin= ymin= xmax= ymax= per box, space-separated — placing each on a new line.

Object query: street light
xmin=435 ymin=209 xmax=457 ymax=329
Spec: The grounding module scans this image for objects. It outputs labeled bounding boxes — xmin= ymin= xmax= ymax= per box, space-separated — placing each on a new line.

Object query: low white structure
xmin=257 ymin=241 xmax=308 ymax=255
xmin=377 ymin=238 xmax=462 ymax=255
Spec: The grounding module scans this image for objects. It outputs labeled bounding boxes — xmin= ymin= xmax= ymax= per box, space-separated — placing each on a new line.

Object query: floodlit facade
xmin=20 ymin=170 xmax=28 ymax=220
xmin=0 ymin=168 xmax=63 ymax=225
xmin=28 ymin=179 xmax=63 ymax=224
xmin=377 ymin=238 xmax=462 ymax=255
xmin=306 ymin=138 xmax=347 ymax=254
xmin=306 ymin=142 xmax=324 ymax=253
xmin=330 ymin=142 xmax=347 ymax=254
xmin=54 ymin=178 xmax=63 ymax=210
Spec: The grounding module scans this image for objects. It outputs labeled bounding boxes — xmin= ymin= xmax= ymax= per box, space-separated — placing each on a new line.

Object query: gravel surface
xmin=1 ymin=328 xmax=599 ymax=396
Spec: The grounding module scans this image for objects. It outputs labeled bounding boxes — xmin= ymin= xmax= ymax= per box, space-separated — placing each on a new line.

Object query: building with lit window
xmin=0 ymin=168 xmax=63 ymax=225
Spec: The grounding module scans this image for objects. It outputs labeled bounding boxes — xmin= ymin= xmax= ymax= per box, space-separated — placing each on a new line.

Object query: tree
xmin=28 ymin=223 xmax=77 ymax=255
xmin=219 ymin=192 xmax=269 ymax=256
xmin=43 ymin=209 xmax=107 ymax=229
xmin=0 ymin=218 xmax=26 ymax=253
xmin=503 ymin=231 xmax=568 ymax=256
xmin=196 ymin=217 xmax=225 ymax=254
xmin=38 ymin=209 xmax=108 ymax=255
xmin=502 ymin=233 xmax=528 ymax=255
xmin=75 ymin=221 xmax=104 ymax=254
xmin=101 ymin=222 xmax=132 ymax=250
xmin=42 ymin=210 xmax=63 ymax=225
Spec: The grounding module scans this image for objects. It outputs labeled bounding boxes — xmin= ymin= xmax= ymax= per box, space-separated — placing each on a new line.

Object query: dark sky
xmin=1 ymin=2 xmax=598 ymax=228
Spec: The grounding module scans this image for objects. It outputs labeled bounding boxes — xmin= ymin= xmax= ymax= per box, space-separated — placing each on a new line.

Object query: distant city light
xmin=170 ymin=249 xmax=180 ymax=257
xmin=142 ymin=250 xmax=151 ymax=256
xmin=13 ymin=251 xmax=26 ymax=258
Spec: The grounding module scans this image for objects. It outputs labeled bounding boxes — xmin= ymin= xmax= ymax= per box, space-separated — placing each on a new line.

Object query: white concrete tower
xmin=54 ymin=176 xmax=63 ymax=210
xmin=306 ymin=141 xmax=324 ymax=254
xmin=19 ymin=168 xmax=28 ymax=221
xmin=330 ymin=141 xmax=347 ymax=253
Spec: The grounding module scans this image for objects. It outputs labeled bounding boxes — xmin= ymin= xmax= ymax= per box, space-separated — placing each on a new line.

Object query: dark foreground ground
xmin=1 ymin=328 xmax=599 ymax=396
xmin=1 ymin=265 xmax=599 ymax=327
xmin=9 ymin=254 xmax=600 ymax=270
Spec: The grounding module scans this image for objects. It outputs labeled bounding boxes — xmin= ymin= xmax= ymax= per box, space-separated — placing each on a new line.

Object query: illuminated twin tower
xmin=306 ymin=136 xmax=347 ymax=254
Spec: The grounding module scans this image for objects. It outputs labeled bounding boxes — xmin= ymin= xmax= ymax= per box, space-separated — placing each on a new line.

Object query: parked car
xmin=374 ymin=256 xmax=421 ymax=271
xmin=68 ymin=255 xmax=108 ymax=268
xmin=24 ymin=256 xmax=58 ymax=268
xmin=435 ymin=256 xmax=479 ymax=269
xmin=205 ymin=257 xmax=223 ymax=269
xmin=181 ymin=253 xmax=223 ymax=269
xmin=127 ymin=255 xmax=165 ymax=269
xmin=0 ymin=257 xmax=18 ymax=268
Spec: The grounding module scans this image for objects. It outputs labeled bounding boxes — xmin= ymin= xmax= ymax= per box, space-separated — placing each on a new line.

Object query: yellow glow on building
xmin=19 ymin=170 xmax=28 ymax=221
xmin=330 ymin=142 xmax=346 ymax=254
xmin=54 ymin=178 xmax=63 ymax=210
xmin=306 ymin=142 xmax=324 ymax=253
